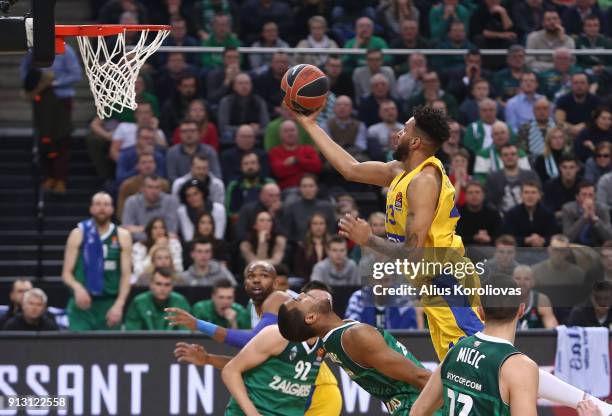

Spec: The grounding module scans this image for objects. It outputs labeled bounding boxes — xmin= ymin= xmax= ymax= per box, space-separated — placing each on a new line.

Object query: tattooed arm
xmin=339 ymin=166 xmax=441 ymax=261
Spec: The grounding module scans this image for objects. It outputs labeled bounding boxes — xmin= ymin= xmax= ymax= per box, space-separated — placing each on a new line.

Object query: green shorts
xmin=67 ymin=296 xmax=120 ymax=331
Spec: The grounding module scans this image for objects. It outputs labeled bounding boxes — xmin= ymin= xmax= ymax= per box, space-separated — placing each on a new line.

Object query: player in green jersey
xmin=410 ymin=276 xmax=539 ymax=416
xmin=61 ymin=192 xmax=132 ymax=330
xmin=174 ymin=287 xmax=333 ymax=416
xmin=277 ymin=284 xmax=434 ymax=416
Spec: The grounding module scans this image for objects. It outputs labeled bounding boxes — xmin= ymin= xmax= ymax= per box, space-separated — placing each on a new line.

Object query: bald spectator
xmin=352 ymin=49 xmax=397 ymax=102
xmin=405 ymin=71 xmax=458 ymax=120
xmin=505 ymin=72 xmax=545 ymax=132
xmin=396 ymin=53 xmax=427 ymax=101
xmin=389 ymin=20 xmax=433 ymax=74
xmin=166 ymin=119 xmax=221 ymax=182
xmin=562 ymin=181 xmax=612 ymax=246
xmin=532 ymin=234 xmax=585 ymax=286
xmin=555 ymin=73 xmax=603 ymax=138
xmin=357 ymin=74 xmax=401 ymax=127
xmin=474 ymin=121 xmax=530 ymax=181
xmin=221 ymin=124 xmax=270 ymax=183
xmin=249 ymin=22 xmax=290 ymax=71
xmin=171 ymin=153 xmax=225 ymax=206
xmin=324 ymin=95 xmax=368 ymax=158
xmin=0 ymin=279 xmax=33 ymax=329
xmin=253 ymin=51 xmax=290 ymax=118
xmin=263 ymin=106 xmax=315 ymax=151
xmin=342 ymin=17 xmax=390 ymax=71
xmin=117 ymin=153 xmax=170 ymax=219
xmin=464 ymin=98 xmax=511 ymax=154
xmin=540 ymin=48 xmax=582 ymax=100
xmin=115 ymin=126 xmax=166 ymax=185
xmin=516 ymin=97 xmax=557 ymax=159
xmin=3 ymin=288 xmax=58 ymax=331
xmin=217 ymin=72 xmax=270 ymax=143
xmin=512 ymin=265 xmax=558 ymax=329
xmin=526 ymin=10 xmax=575 ymax=72
xmin=235 ymin=183 xmax=284 ymax=240
xmin=367 ymin=100 xmax=404 ymax=156
xmin=268 ymin=120 xmax=322 ymax=190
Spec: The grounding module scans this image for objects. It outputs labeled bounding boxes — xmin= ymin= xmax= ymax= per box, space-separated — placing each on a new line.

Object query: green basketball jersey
xmin=73 ymin=223 xmax=122 ymax=296
xmin=441 ymin=332 xmax=522 ymax=416
xmin=225 ymin=339 xmax=324 ymax=416
xmin=518 ymin=291 xmax=544 ymax=329
xmin=322 ymin=321 xmax=425 ymax=415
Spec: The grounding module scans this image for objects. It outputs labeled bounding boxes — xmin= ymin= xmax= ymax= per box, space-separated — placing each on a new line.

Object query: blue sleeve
xmin=224 ymin=312 xmax=278 ymax=348
xmin=53 ymin=46 xmax=82 ymax=88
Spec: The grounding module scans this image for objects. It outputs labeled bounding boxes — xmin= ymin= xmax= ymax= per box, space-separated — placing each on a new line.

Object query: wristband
xmin=196 ymin=320 xmax=218 ymax=337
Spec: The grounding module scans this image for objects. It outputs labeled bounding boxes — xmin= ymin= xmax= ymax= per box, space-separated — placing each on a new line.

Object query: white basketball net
xmin=76 ymin=28 xmax=170 ymax=119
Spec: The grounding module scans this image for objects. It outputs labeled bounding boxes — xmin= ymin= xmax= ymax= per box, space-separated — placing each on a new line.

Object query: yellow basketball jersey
xmin=385 ymin=156 xmax=463 ymax=251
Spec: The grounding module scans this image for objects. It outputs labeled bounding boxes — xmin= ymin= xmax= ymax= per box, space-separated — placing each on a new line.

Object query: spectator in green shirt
xmin=428 ymin=0 xmax=471 ymax=41
xmin=575 ymin=14 xmax=612 ymax=73
xmin=124 ymin=267 xmax=191 ymax=330
xmin=342 ymin=17 xmax=390 ymax=71
xmin=192 ymin=278 xmax=251 ymax=329
xmin=201 ymin=14 xmax=241 ymax=69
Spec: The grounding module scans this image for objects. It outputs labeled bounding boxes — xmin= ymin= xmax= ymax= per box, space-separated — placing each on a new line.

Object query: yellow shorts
xmin=424 ymin=271 xmax=485 ymax=360
xmin=305 ymin=384 xmax=342 ymax=416
xmin=306 ymin=362 xmax=342 ymax=416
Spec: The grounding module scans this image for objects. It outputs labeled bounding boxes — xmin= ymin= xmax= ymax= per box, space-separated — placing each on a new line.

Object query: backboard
xmin=0 ymin=0 xmax=56 ymax=67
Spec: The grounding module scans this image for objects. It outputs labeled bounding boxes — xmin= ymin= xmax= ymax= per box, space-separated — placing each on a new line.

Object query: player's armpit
xmin=343 ymin=324 xmax=431 ymax=389
xmin=501 ymin=354 xmax=539 ymax=416
xmin=410 ymin=365 xmax=444 ymax=416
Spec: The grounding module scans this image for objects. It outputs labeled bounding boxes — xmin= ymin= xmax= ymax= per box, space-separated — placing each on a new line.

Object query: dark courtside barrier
xmin=1 ymin=330 xmax=608 ymax=415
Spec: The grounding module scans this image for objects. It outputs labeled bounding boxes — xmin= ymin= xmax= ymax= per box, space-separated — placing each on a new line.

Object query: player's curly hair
xmin=413 ymin=105 xmax=450 ymax=148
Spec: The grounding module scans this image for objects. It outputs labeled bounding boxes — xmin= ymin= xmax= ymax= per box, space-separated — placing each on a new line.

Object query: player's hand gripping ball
xmin=281 ymin=64 xmax=329 ymax=115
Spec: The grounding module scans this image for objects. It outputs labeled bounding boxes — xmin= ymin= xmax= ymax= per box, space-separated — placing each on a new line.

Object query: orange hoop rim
xmin=55 ymin=24 xmax=171 ymax=38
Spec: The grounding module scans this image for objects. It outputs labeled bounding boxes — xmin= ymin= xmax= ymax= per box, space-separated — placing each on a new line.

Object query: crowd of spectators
xmin=7 ymin=0 xmax=612 ymax=332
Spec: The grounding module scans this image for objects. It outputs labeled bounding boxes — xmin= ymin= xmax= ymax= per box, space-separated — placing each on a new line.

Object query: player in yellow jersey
xmin=294 ymin=105 xmax=482 ymax=360
xmin=294 ymin=104 xmax=612 ymax=416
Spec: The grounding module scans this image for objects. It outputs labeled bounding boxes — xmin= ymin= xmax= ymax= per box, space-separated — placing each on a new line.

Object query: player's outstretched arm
xmin=221 ymin=326 xmax=288 ymax=416
xmin=410 ymin=365 xmax=444 ymax=416
xmin=174 ymin=342 xmax=233 ymax=370
xmin=501 ymin=354 xmax=539 ymax=416
xmin=167 ymin=292 xmax=290 ymax=348
xmin=340 ymin=170 xmax=439 ymax=260
xmin=292 ymin=105 xmax=401 ymax=187
xmin=343 ymin=324 xmax=431 ymax=389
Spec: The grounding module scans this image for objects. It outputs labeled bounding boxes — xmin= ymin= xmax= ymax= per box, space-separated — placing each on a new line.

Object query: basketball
xmin=280 ymin=64 xmax=329 ymax=115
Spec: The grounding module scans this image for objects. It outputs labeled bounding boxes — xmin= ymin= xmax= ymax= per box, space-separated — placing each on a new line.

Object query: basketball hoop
xmin=55 ymin=24 xmax=171 ymax=119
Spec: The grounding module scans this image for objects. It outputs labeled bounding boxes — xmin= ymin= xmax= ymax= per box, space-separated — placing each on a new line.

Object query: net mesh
xmin=76 ymin=28 xmax=170 ymax=119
